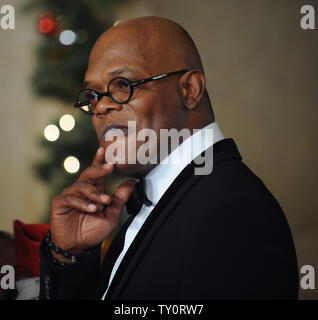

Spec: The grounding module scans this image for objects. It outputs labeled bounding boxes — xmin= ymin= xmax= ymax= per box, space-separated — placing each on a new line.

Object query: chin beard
xmin=113 ymin=162 xmax=156 ymax=179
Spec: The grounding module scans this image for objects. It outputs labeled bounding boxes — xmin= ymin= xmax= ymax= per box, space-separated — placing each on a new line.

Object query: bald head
xmin=89 ymin=17 xmax=204 ymax=76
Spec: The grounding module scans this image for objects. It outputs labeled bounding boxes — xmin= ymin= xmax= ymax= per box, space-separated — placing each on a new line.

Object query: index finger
xmin=92 ymin=147 xmax=106 ymax=166
xmin=78 ymin=163 xmax=114 ymax=182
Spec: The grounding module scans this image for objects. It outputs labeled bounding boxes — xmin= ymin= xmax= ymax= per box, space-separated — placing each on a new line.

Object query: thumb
xmin=105 ymin=179 xmax=136 ymax=216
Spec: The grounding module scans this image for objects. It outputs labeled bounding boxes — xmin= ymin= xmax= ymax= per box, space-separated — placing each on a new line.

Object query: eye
xmin=118 ymin=79 xmax=130 ymax=88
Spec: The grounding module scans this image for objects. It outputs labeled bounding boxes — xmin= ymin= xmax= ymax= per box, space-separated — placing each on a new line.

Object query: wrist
xmin=50 ymin=249 xmax=72 ymax=264
xmin=44 ymin=230 xmax=78 ymax=267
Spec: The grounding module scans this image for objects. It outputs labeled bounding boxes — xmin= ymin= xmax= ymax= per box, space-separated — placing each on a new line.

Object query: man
xmin=39 ymin=17 xmax=298 ymax=299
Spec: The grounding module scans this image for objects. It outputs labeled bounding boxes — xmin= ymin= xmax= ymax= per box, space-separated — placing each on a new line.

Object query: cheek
xmin=128 ymin=94 xmax=158 ymax=129
xmin=127 ymin=87 xmax=183 ymax=141
xmin=159 ymin=94 xmax=183 ymax=129
xmin=127 ymin=96 xmax=160 ymax=157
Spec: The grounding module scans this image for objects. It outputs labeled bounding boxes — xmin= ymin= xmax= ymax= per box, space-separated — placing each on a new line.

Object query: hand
xmin=49 ymin=147 xmax=136 ymax=257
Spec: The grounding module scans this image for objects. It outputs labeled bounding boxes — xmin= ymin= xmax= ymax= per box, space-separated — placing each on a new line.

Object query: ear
xmin=179 ymin=70 xmax=206 ymax=109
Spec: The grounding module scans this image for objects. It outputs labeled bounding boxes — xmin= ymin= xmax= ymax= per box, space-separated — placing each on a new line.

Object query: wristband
xmin=43 ymin=230 xmax=77 ymax=267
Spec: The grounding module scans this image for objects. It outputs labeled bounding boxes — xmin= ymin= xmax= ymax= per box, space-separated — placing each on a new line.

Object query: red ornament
xmin=38 ymin=17 xmax=55 ymax=34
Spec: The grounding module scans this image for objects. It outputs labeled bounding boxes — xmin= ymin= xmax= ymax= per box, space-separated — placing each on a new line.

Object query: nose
xmin=94 ymin=96 xmax=123 ymax=116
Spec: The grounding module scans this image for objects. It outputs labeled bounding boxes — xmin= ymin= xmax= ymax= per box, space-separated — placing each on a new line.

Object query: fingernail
xmin=88 ymin=204 xmax=97 ymax=210
xmin=101 ymin=194 xmax=110 ymax=202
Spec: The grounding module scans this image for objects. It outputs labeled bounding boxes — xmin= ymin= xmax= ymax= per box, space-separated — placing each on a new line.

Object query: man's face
xmin=85 ymin=37 xmax=186 ymax=177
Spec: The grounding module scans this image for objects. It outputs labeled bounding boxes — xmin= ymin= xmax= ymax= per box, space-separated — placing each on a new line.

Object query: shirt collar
xmin=144 ymin=122 xmax=224 ymax=205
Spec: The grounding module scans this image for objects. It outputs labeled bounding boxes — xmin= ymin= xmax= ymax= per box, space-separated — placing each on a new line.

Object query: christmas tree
xmin=24 ymin=0 xmax=128 ymax=224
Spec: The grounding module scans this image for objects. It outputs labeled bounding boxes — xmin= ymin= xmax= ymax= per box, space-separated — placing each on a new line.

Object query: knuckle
xmin=65 ymin=194 xmax=74 ymax=203
xmin=51 ymin=194 xmax=64 ymax=207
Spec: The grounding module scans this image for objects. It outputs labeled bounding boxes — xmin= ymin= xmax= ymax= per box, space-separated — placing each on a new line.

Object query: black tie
xmin=125 ymin=179 xmax=152 ymax=216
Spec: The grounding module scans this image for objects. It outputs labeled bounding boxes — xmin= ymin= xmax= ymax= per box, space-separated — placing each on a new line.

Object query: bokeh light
xmin=63 ymin=156 xmax=80 ymax=174
xmin=38 ymin=17 xmax=55 ymax=34
xmin=59 ymin=30 xmax=77 ymax=46
xmin=59 ymin=114 xmax=75 ymax=131
xmin=44 ymin=124 xmax=60 ymax=141
xmin=76 ymin=30 xmax=88 ymax=44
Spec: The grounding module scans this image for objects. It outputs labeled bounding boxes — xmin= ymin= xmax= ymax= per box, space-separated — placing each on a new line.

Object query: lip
xmin=101 ymin=124 xmax=129 ymax=141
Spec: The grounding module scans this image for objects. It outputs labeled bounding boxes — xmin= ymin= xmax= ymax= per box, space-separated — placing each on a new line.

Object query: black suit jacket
xmin=39 ymin=139 xmax=299 ymax=300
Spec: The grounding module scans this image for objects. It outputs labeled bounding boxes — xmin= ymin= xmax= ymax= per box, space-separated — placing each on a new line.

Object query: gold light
xmin=59 ymin=114 xmax=75 ymax=131
xmin=44 ymin=124 xmax=60 ymax=141
xmin=64 ymin=156 xmax=80 ymax=174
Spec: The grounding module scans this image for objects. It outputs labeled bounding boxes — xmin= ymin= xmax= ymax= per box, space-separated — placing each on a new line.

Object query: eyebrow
xmin=83 ymin=67 xmax=136 ymax=88
xmin=109 ymin=67 xmax=135 ymax=75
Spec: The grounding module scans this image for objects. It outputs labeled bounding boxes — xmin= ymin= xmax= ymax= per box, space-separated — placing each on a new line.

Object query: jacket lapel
xmin=95 ymin=214 xmax=134 ymax=298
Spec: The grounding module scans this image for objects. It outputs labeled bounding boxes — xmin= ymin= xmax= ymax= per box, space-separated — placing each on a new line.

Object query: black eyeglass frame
xmin=74 ymin=69 xmax=188 ymax=115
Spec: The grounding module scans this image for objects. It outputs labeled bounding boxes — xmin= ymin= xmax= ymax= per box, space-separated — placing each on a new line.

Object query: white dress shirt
xmin=101 ymin=122 xmax=224 ymax=299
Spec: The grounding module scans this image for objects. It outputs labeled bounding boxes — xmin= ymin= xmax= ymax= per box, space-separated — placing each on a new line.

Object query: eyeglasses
xmin=74 ymin=69 xmax=188 ymax=115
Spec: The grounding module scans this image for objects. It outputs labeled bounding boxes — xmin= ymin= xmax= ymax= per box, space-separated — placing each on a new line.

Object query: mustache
xmin=100 ymin=123 xmax=128 ymax=141
xmin=101 ymin=124 xmax=129 ymax=137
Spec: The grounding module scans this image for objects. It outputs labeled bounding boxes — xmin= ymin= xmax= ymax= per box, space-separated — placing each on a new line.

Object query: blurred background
xmin=0 ymin=0 xmax=317 ymax=299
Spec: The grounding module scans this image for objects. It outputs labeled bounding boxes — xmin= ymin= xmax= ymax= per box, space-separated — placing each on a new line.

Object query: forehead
xmin=85 ymin=40 xmax=152 ymax=87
